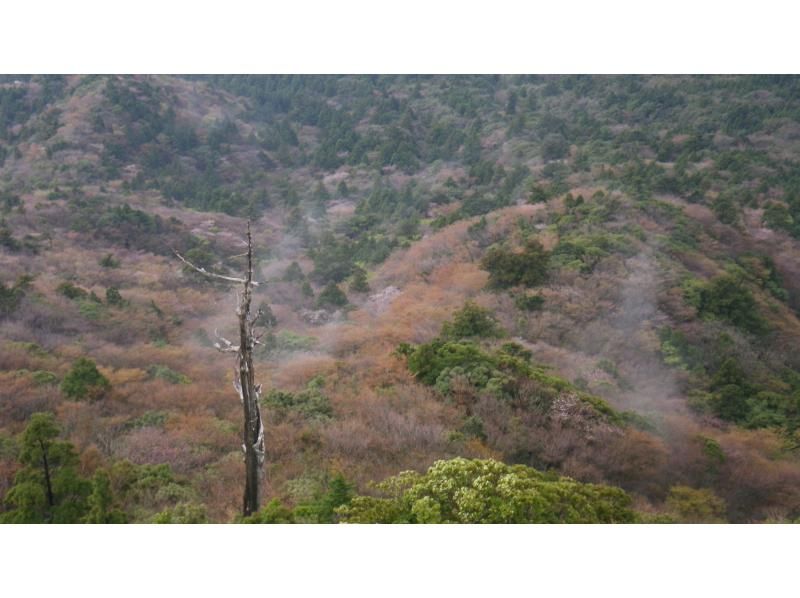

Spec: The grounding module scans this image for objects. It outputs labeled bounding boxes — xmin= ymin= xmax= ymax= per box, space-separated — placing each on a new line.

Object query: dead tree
xmin=175 ymin=222 xmax=266 ymax=517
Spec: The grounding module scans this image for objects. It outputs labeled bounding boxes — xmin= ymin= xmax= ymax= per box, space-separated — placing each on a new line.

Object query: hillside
xmin=2 ymin=74 xmax=800 ymax=522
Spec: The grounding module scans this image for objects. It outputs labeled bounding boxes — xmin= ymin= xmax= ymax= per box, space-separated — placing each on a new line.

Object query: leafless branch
xmin=173 ymin=249 xmax=260 ymax=287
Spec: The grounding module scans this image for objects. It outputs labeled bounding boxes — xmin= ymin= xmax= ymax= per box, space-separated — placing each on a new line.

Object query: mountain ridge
xmin=2 ymin=74 xmax=800 ymax=522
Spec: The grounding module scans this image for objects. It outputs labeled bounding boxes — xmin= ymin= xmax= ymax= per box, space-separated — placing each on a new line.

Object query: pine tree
xmin=316 ymin=282 xmax=348 ymax=309
xmin=83 ymin=470 xmax=127 ymax=523
xmin=1 ymin=413 xmax=91 ymax=523
xmin=61 ymin=357 xmax=111 ymax=401
xmin=349 ymin=267 xmax=370 ymax=293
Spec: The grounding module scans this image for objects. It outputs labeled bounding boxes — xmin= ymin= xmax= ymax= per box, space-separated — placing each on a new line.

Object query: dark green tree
xmin=349 ymin=267 xmax=370 ymax=293
xmin=99 ymin=253 xmax=120 ymax=268
xmin=542 ymin=134 xmax=569 ymax=161
xmin=441 ymin=301 xmax=504 ymax=340
xmin=292 ymin=473 xmax=354 ymax=523
xmin=318 ymin=473 xmax=354 ymax=522
xmin=1 ymin=413 xmax=91 ymax=523
xmin=283 ymin=261 xmax=305 ymax=282
xmin=0 ymin=275 xmax=31 ymax=318
xmin=254 ymin=301 xmax=277 ymax=328
xmin=316 ymin=282 xmax=348 ymax=309
xmin=712 ymin=193 xmax=739 ymax=225
xmin=709 ymin=358 xmax=753 ymax=423
xmin=83 ymin=470 xmax=127 ymax=523
xmin=699 ymin=274 xmax=766 ymax=335
xmin=313 ymin=181 xmax=331 ymax=204
xmin=105 ymin=286 xmax=125 ymax=306
xmin=481 ymin=239 xmax=550 ymax=289
xmin=61 ymin=357 xmax=111 ymax=401
xmin=665 ymin=486 xmax=727 ymax=523
xmin=240 ymin=499 xmax=295 ymax=523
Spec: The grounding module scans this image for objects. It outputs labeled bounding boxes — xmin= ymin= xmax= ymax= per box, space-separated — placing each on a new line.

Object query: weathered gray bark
xmin=237 ymin=224 xmax=265 ymax=516
xmin=175 ymin=222 xmax=266 ymax=517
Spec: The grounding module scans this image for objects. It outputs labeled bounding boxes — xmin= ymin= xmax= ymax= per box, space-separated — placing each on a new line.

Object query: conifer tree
xmin=1 ymin=413 xmax=91 ymax=523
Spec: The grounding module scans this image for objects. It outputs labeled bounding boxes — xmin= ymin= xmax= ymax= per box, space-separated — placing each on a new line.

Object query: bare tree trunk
xmin=40 ymin=440 xmax=54 ymax=507
xmin=175 ymin=221 xmax=266 ymax=518
xmin=39 ymin=439 xmax=54 ymax=523
xmin=238 ymin=223 xmax=265 ymax=517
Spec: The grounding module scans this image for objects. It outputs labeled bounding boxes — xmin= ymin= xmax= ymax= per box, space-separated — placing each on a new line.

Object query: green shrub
xmin=337 ymin=458 xmax=635 ymax=523
xmin=61 ymin=357 xmax=111 ymax=401
xmin=1 ymin=413 xmax=93 ymax=523
xmin=147 ymin=365 xmax=191 ymax=385
xmin=241 ymin=473 xmax=354 ymax=524
xmin=264 ymin=330 xmax=318 ymax=355
xmin=292 ymin=473 xmax=354 ymax=523
xmin=697 ymin=274 xmax=767 ymax=335
xmin=254 ymin=302 xmax=277 ymax=328
xmin=550 ymin=232 xmax=633 ymax=274
xmin=316 ymin=282 xmax=348 ymax=309
xmin=105 ymin=286 xmax=125 ymax=306
xmin=441 ymin=301 xmax=505 ymax=340
xmin=459 ymin=415 xmax=487 ymax=441
xmin=499 ymin=342 xmax=533 ymax=362
xmin=737 ymin=254 xmax=788 ymax=302
xmin=658 ymin=327 xmax=702 ymax=371
xmin=708 ymin=358 xmax=752 ymax=423
xmin=152 ymin=502 xmax=208 ymax=523
xmin=83 ymin=470 xmax=127 ymax=523
xmin=56 ymin=281 xmax=88 ymax=300
xmin=712 ymin=193 xmax=739 ymax=225
xmin=0 ymin=275 xmax=31 ymax=317
xmin=762 ymin=201 xmax=798 ymax=237
xmin=349 ymin=267 xmax=370 ymax=293
xmin=263 ymin=376 xmax=333 ymax=421
xmin=665 ymin=486 xmax=727 ymax=523
xmin=241 ymin=499 xmax=295 ymax=523
xmin=542 ymin=134 xmax=569 ymax=161
xmin=514 ymin=293 xmax=545 ymax=312
xmin=31 ymin=370 xmax=58 ymax=386
xmin=481 ymin=239 xmax=550 ymax=289
xmin=283 ymin=261 xmax=305 ymax=282
xmin=78 ymin=300 xmax=103 ymax=320
xmin=99 ymin=253 xmax=120 ymax=268
xmin=126 ymin=410 xmax=169 ymax=430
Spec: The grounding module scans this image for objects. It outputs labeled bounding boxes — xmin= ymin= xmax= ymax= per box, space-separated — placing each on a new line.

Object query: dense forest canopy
xmin=2 ymin=74 xmax=800 ymax=522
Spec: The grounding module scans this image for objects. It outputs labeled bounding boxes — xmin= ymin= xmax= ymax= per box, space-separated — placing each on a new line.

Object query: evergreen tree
xmin=283 ymin=261 xmax=305 ymax=282
xmin=99 ymin=253 xmax=120 ymax=268
xmin=481 ymin=239 xmax=550 ymax=289
xmin=254 ymin=301 xmax=277 ymax=328
xmin=105 ymin=286 xmax=125 ymax=306
xmin=316 ymin=282 xmax=348 ymax=309
xmin=83 ymin=470 xmax=127 ymax=523
xmin=349 ymin=267 xmax=370 ymax=293
xmin=441 ymin=301 xmax=504 ymax=339
xmin=1 ymin=413 xmax=91 ymax=523
xmin=61 ymin=357 xmax=111 ymax=401
xmin=0 ymin=275 xmax=31 ymax=318
xmin=318 ymin=473 xmax=354 ymax=522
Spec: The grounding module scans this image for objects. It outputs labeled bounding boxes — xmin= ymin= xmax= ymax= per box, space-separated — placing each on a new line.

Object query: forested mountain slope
xmin=2 ymin=75 xmax=800 ymax=522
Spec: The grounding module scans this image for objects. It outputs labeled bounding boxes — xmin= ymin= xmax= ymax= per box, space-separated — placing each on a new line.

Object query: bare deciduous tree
xmin=175 ymin=222 xmax=266 ymax=516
